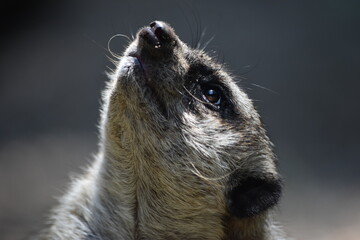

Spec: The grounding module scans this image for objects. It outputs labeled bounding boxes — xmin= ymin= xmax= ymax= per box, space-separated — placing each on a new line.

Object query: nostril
xmin=154 ymin=27 xmax=165 ymax=40
xmin=150 ymin=21 xmax=168 ymax=42
xmin=149 ymin=21 xmax=157 ymax=28
xmin=150 ymin=21 xmax=163 ymax=30
xmin=138 ymin=21 xmax=176 ymax=57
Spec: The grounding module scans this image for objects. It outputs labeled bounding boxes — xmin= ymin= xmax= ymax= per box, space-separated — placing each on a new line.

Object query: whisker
xmin=201 ymin=35 xmax=215 ymax=51
xmin=107 ymin=33 xmax=132 ymax=59
xmin=176 ymin=1 xmax=195 ymax=48
xmin=128 ymin=25 xmax=135 ymax=40
xmin=173 ymin=85 xmax=186 ymax=97
xmin=196 ymin=28 xmax=207 ymax=49
xmin=182 ymin=85 xmax=208 ymax=105
xmin=251 ymin=83 xmax=279 ymax=95
xmin=84 ymin=35 xmax=110 ymax=53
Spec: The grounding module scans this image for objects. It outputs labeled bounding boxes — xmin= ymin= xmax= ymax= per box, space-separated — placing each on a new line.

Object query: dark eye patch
xmin=183 ymin=63 xmax=241 ymax=122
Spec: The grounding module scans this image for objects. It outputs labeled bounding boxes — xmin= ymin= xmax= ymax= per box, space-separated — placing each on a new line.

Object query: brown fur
xmin=37 ymin=21 xmax=289 ymax=240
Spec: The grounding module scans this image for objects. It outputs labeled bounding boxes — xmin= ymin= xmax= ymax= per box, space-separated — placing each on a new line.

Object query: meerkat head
xmin=103 ymin=21 xmax=282 ymax=227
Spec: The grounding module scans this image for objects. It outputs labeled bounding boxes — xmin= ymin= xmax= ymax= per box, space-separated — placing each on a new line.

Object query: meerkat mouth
xmin=117 ymin=21 xmax=183 ymax=117
xmin=125 ymin=20 xmax=177 ymax=74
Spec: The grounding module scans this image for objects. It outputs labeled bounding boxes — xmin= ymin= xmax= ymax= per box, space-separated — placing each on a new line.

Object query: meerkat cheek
xmin=227 ymin=177 xmax=283 ymax=218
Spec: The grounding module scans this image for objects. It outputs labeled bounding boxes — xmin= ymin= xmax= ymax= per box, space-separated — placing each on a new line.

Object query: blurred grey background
xmin=1 ymin=0 xmax=359 ymax=239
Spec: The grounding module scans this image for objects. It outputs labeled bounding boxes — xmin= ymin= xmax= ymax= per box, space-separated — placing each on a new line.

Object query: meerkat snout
xmin=38 ymin=21 xmax=288 ymax=240
xmin=139 ymin=21 xmax=176 ymax=52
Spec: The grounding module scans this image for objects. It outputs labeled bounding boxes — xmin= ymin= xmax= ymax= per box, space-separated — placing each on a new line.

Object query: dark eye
xmin=202 ymin=86 xmax=222 ymax=105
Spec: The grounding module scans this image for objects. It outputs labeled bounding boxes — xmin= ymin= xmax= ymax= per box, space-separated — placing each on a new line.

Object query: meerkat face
xmin=106 ymin=21 xmax=282 ymax=221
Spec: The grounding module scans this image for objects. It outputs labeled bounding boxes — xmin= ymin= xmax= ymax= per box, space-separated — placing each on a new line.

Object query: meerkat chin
xmin=38 ymin=21 xmax=289 ymax=240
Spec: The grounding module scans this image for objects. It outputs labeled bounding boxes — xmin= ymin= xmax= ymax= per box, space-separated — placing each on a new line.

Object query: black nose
xmin=138 ymin=21 xmax=176 ymax=57
xmin=149 ymin=21 xmax=171 ymax=44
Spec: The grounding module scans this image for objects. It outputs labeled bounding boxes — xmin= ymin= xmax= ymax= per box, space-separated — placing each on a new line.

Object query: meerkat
xmin=38 ymin=21 xmax=288 ymax=240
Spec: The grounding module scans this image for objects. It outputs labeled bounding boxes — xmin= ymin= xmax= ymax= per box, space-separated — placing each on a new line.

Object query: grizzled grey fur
xmin=38 ymin=21 xmax=289 ymax=240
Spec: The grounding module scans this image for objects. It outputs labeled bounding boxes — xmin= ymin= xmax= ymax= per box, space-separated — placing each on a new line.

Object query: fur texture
xmin=38 ymin=21 xmax=289 ymax=240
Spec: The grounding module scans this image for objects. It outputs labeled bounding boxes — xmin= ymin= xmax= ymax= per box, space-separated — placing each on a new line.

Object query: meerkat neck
xmin=87 ymin=146 xmax=278 ymax=240
xmin=90 ymin=141 xmax=226 ymax=239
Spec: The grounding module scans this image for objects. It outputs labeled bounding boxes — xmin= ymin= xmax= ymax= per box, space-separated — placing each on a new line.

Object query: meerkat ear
xmin=227 ymin=177 xmax=282 ymax=218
